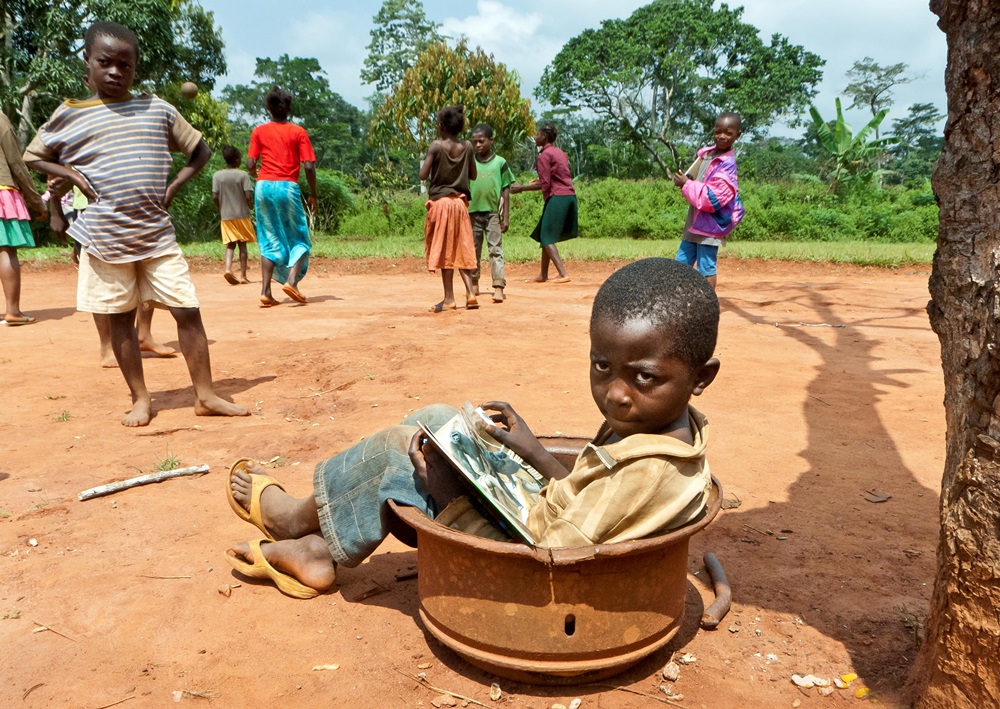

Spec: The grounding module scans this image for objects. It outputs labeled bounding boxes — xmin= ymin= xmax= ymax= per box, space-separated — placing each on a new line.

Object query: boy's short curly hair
xmin=471 ymin=123 xmax=493 ymax=138
xmin=266 ymin=86 xmax=293 ymax=118
xmin=591 ymin=258 xmax=719 ymax=370
xmin=84 ymin=21 xmax=140 ymax=61
xmin=538 ymin=122 xmax=558 ymax=144
xmin=437 ymin=105 xmax=466 ymax=136
xmin=221 ymin=145 xmax=241 ymax=167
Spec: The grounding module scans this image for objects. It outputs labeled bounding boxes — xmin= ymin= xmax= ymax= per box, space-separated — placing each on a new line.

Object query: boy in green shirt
xmin=469 ymin=123 xmax=514 ymax=303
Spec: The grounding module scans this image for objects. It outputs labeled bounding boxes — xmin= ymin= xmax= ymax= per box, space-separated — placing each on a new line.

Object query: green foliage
xmin=843 ymin=57 xmax=913 ymax=125
xmin=304 ymin=169 xmax=355 ymax=234
xmin=888 ymin=103 xmax=944 ymax=186
xmin=361 ymin=0 xmax=442 ymax=94
xmin=370 ymin=40 xmax=535 ymax=159
xmin=159 ymin=84 xmax=231 ymax=148
xmin=222 ymin=55 xmax=370 ymax=176
xmin=808 ymin=98 xmax=899 ymax=191
xmin=536 ymin=0 xmax=824 ymax=178
xmin=1 ymin=0 xmax=226 ymax=147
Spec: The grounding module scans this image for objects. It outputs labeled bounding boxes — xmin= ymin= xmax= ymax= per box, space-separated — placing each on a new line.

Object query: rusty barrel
xmin=389 ymin=436 xmax=722 ymax=684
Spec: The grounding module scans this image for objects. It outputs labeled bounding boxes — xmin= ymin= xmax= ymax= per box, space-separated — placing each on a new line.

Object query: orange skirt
xmin=221 ymin=217 xmax=257 ymax=244
xmin=424 ymin=195 xmax=476 ymax=271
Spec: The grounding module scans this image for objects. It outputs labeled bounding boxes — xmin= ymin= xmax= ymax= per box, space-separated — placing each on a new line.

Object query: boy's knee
xmin=402 ymin=404 xmax=459 ymax=429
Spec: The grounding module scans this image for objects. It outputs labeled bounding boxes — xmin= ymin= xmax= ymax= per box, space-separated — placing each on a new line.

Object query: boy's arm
xmin=679 ymin=163 xmax=737 ymax=212
xmin=408 ymin=431 xmax=467 ymax=512
xmin=499 ymin=186 xmax=510 ymax=232
xmin=1 ymin=126 xmax=45 ymax=216
xmin=479 ymin=401 xmax=571 ymax=481
xmin=244 ymin=190 xmax=254 ymax=209
xmin=164 ymin=139 xmax=210 ymax=209
xmin=466 ymin=141 xmax=477 ymax=181
xmin=26 ymin=160 xmax=97 ymax=201
xmin=246 ymin=157 xmax=257 ymax=179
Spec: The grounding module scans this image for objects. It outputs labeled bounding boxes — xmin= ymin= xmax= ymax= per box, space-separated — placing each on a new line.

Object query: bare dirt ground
xmin=1 ymin=256 xmax=941 ymax=708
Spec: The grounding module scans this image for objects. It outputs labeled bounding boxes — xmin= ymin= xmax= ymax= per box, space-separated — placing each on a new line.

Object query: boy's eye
xmin=635 ymin=372 xmax=657 ymax=384
xmin=592 ymin=362 xmax=610 ymax=373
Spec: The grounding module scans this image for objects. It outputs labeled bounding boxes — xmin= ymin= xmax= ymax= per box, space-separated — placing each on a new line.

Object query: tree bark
xmin=913 ymin=1 xmax=1000 ymax=706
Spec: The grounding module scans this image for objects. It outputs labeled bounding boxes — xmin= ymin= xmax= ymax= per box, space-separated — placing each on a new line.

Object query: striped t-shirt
xmin=24 ymin=94 xmax=202 ymax=263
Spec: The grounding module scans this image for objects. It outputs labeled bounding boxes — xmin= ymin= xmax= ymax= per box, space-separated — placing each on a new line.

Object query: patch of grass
xmin=54 ymin=410 xmax=70 ymax=422
xmin=3 ymin=609 xmax=21 ymax=619
xmin=23 ymin=237 xmax=935 ymax=268
xmin=155 ymin=453 xmax=181 ymax=472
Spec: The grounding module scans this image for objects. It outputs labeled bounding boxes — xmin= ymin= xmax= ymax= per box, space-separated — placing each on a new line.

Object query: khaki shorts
xmin=77 ymin=243 xmax=200 ymax=314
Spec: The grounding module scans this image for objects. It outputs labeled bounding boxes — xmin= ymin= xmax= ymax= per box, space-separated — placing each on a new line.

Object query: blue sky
xmin=198 ymin=0 xmax=946 ymax=138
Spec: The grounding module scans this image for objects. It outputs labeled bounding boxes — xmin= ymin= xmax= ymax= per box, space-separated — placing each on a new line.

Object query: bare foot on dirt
xmin=195 ymin=396 xmax=250 ymax=418
xmin=100 ymin=345 xmax=118 ymax=369
xmin=493 ymin=288 xmax=505 ymax=302
xmin=139 ymin=338 xmax=177 ymax=358
xmin=229 ymin=535 xmax=336 ymax=592
xmin=122 ymin=398 xmax=152 ymax=427
xmin=528 ymin=274 xmax=546 ymax=283
xmin=239 ymin=277 xmax=251 ymax=284
xmin=231 ymin=462 xmax=314 ymax=540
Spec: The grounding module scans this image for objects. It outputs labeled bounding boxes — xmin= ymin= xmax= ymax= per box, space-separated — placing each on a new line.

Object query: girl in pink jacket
xmin=672 ymin=113 xmax=744 ymax=289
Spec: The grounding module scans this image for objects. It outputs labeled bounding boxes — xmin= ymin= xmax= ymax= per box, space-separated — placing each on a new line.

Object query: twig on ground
xmin=395 ymin=571 xmax=418 ymax=582
xmin=139 ymin=575 xmax=192 ymax=580
xmin=394 ymin=669 xmax=488 ymax=707
xmin=135 ymin=426 xmax=201 ymax=437
xmin=586 ymin=683 xmax=687 ymax=707
xmin=78 ymin=465 xmax=210 ymax=501
xmin=281 ymin=388 xmax=336 ymax=400
xmin=807 ymin=393 xmax=832 ymax=406
xmin=31 ymin=620 xmax=75 ymax=641
xmin=773 ymin=322 xmax=847 ymax=328
xmin=742 ymin=524 xmax=771 ymax=536
xmin=22 ymin=682 xmax=44 ymax=700
xmin=351 ymin=583 xmax=390 ymax=602
xmin=94 ymin=696 xmax=135 ymax=709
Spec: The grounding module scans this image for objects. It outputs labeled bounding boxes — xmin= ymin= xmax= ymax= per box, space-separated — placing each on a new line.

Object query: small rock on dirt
xmin=661 ymin=661 xmax=681 ymax=681
xmin=676 ymin=652 xmax=697 ymax=664
xmin=550 ymin=704 xmax=567 ymax=709
xmin=568 ymin=699 xmax=582 ymax=709
xmin=489 ymin=684 xmax=502 ymax=701
xmin=819 ymin=687 xmax=835 ymax=697
xmin=217 ymin=584 xmax=232 ymax=598
xmin=431 ymin=695 xmax=457 ymax=708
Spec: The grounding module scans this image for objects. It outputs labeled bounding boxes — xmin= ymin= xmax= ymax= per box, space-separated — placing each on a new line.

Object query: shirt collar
xmin=584 ymin=408 xmax=709 ymax=470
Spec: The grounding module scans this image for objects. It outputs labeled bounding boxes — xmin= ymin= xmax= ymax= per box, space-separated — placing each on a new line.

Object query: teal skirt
xmin=530 ymin=194 xmax=579 ymax=247
xmin=0 ymin=218 xmax=34 ymax=248
xmin=254 ymin=180 xmax=311 ymax=284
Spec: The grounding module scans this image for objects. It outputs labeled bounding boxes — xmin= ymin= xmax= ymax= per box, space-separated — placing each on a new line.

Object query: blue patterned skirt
xmin=254 ymin=180 xmax=311 ymax=284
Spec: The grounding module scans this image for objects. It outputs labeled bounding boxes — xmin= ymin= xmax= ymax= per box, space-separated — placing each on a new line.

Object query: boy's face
xmin=713 ymin=116 xmax=741 ymax=152
xmin=589 ymin=317 xmax=719 ymax=438
xmin=472 ymin=132 xmax=493 ymax=158
xmin=84 ymin=34 xmax=136 ymax=99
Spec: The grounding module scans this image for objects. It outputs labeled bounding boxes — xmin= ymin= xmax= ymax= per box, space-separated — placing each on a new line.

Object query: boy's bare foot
xmin=224 ymin=271 xmax=239 ymax=285
xmin=100 ymin=349 xmax=118 ymax=368
xmin=239 ymin=277 xmax=251 ymax=284
xmin=493 ymin=288 xmax=505 ymax=303
xmin=229 ymin=536 xmax=336 ymax=593
xmin=466 ymin=296 xmax=480 ymax=310
xmin=527 ymin=275 xmax=546 ymax=283
xmin=231 ymin=462 xmax=313 ymax=539
xmin=139 ymin=339 xmax=177 ymax=357
xmin=429 ymin=301 xmax=457 ymax=313
xmin=122 ymin=398 xmax=153 ymax=427
xmin=195 ymin=395 xmax=250 ymax=418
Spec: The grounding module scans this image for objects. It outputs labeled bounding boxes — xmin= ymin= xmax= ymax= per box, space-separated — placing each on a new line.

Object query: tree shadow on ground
xmin=691 ymin=282 xmax=939 ymax=692
xmin=149 ymin=375 xmax=276 ymax=413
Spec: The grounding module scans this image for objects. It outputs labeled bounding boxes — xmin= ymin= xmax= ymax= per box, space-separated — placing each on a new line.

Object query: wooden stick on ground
xmin=78 ymin=465 xmax=210 ymax=501
xmin=394 ymin=670 xmax=488 ymax=707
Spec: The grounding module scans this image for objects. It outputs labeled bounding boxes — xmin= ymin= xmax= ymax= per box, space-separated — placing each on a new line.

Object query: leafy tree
xmin=369 ymin=40 xmax=535 ymax=158
xmin=888 ymin=102 xmax=944 ymax=185
xmin=843 ymin=57 xmax=914 ymax=138
xmin=361 ymin=0 xmax=441 ymax=95
xmin=222 ymin=55 xmax=370 ymax=175
xmin=1 ymin=0 xmax=225 ymax=147
xmin=536 ymin=0 xmax=824 ymax=179
xmin=807 ymin=97 xmax=898 ymax=192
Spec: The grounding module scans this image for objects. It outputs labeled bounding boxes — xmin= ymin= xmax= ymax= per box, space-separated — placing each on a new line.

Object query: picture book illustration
xmin=419 ymin=403 xmax=546 ymax=544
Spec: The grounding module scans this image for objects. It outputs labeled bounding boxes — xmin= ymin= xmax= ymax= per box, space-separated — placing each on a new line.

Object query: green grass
xmin=23 ymin=234 xmax=935 ymax=268
xmin=155 ymin=453 xmax=181 ymax=472
xmin=54 ymin=411 xmax=70 ymax=423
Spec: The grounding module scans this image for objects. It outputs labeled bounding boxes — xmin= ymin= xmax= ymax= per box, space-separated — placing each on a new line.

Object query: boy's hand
xmin=671 ymin=172 xmax=689 ymax=187
xmin=500 ymin=216 xmax=509 ymax=233
xmin=409 ymin=430 xmax=465 ymax=510
xmin=479 ymin=401 xmax=541 ymax=460
xmin=306 ymin=195 xmax=317 ymax=215
xmin=47 ymin=176 xmax=72 ymax=199
xmin=49 ymin=210 xmax=68 ymax=241
xmin=163 ymin=181 xmax=180 ymax=209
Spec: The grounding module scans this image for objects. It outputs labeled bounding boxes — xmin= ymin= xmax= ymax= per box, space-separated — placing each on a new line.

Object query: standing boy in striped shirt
xmin=25 ymin=21 xmax=249 ymax=427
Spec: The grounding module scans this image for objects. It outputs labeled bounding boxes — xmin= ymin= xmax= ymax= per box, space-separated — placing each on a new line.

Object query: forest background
xmin=2 ymin=0 xmax=944 ymax=266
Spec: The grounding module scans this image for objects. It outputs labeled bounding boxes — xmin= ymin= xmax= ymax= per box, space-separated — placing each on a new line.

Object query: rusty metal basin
xmin=389 ymin=435 xmax=723 ymax=684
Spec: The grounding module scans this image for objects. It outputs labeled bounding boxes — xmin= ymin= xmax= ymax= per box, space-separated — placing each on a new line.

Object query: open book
xmin=419 ymin=403 xmax=546 ymax=544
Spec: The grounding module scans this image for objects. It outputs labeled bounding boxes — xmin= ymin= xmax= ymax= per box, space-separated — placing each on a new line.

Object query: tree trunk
xmin=912 ymin=1 xmax=1000 ymax=707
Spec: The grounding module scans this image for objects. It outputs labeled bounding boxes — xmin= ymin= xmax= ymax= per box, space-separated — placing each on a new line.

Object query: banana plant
xmin=809 ymin=98 xmax=899 ymax=192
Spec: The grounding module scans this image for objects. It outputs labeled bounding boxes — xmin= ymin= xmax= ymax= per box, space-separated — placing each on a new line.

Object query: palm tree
xmin=808 ymin=98 xmax=899 ymax=192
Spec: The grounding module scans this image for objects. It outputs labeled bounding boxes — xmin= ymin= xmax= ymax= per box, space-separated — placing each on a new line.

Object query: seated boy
xmin=225 ymin=258 xmax=720 ymax=598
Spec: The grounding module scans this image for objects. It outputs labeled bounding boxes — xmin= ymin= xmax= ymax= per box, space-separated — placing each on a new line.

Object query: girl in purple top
xmin=510 ymin=122 xmax=577 ymax=283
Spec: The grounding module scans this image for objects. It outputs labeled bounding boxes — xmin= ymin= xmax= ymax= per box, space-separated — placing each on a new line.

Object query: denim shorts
xmin=676 ymin=240 xmax=719 ymax=276
xmin=313 ymin=405 xmax=457 ymax=567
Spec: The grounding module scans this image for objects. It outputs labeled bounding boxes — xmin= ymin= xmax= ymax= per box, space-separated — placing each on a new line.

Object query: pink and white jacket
xmin=681 ymin=145 xmax=744 ymax=239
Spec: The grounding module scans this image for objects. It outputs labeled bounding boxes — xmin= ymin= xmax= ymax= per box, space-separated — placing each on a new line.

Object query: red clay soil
xmin=1 ymin=257 xmax=941 ymax=708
